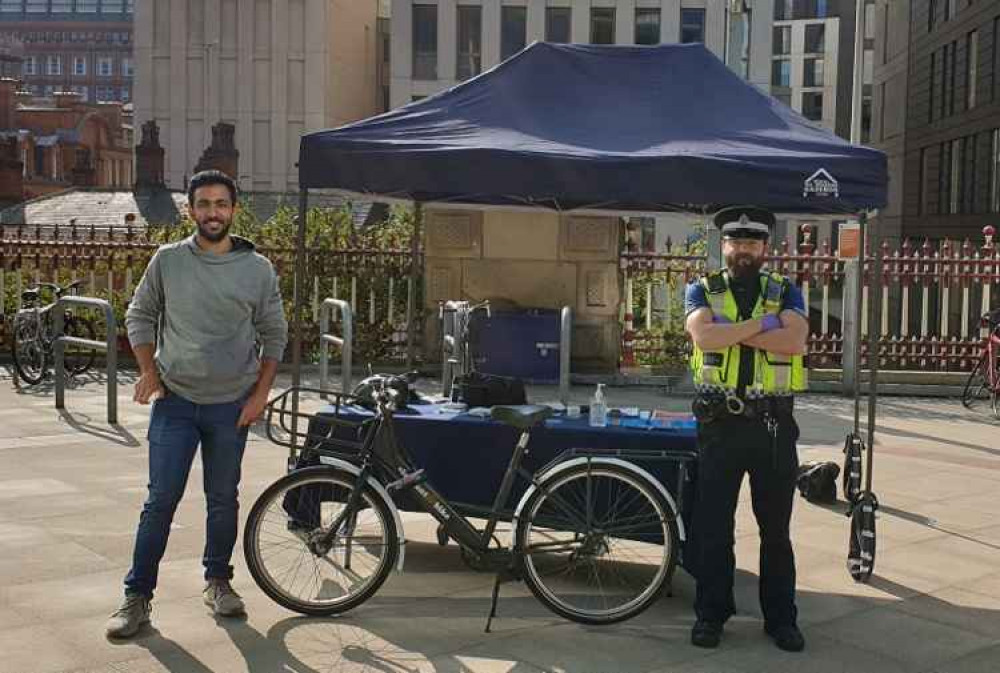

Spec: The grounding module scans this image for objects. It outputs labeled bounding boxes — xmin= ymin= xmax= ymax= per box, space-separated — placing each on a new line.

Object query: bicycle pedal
xmin=387 ymin=469 xmax=426 ymax=492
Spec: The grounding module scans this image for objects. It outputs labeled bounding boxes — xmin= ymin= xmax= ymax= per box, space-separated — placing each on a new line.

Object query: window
xmin=879 ymin=81 xmax=887 ymax=139
xmin=51 ymin=0 xmax=72 ymax=10
xmin=775 ymin=92 xmax=792 ymax=107
xmin=929 ymin=51 xmax=937 ymax=122
xmin=681 ymin=9 xmax=705 ymax=44
xmin=991 ymin=129 xmax=1000 ymax=212
xmin=804 ymin=58 xmax=824 ymax=87
xmin=861 ymin=93 xmax=872 ymax=142
xmin=73 ymin=56 xmax=86 ymax=76
xmin=102 ymin=0 xmax=124 ymax=12
xmin=802 ymin=92 xmax=824 ymax=120
xmin=47 ymin=55 xmax=61 ymax=75
xmin=939 ymin=141 xmax=951 ymax=214
xmin=122 ymin=56 xmax=133 ymax=77
xmin=950 ymin=137 xmax=963 ymax=214
xmin=963 ymin=135 xmax=977 ymax=213
xmin=775 ymin=0 xmax=793 ymax=21
xmin=456 ymin=5 xmax=481 ymax=80
xmin=120 ymin=86 xmax=129 ymax=102
xmin=773 ymin=25 xmax=791 ymax=55
xmin=96 ymin=85 xmax=115 ymax=101
xmin=864 ymin=2 xmax=875 ymax=40
xmin=590 ymin=7 xmax=615 ymax=45
xmin=23 ymin=55 xmax=36 ymax=75
xmin=73 ymin=85 xmax=88 ymax=100
xmin=816 ymin=0 xmax=828 ymax=18
xmin=771 ymin=59 xmax=791 ymax=87
xmin=77 ymin=0 xmax=98 ymax=12
xmin=126 ymin=0 xmax=133 ymax=13
xmin=928 ymin=0 xmax=937 ymax=32
xmin=945 ymin=0 xmax=957 ymax=21
xmin=948 ymin=41 xmax=957 ymax=115
xmin=967 ymin=30 xmax=978 ymax=109
xmin=0 ymin=1 xmax=22 ymax=13
xmin=501 ymin=6 xmax=526 ymax=60
xmin=635 ymin=8 xmax=660 ymax=45
xmin=804 ymin=24 xmax=825 ymax=53
xmin=545 ymin=7 xmax=571 ymax=43
xmin=97 ymin=56 xmax=112 ymax=77
xmin=994 ymin=17 xmax=1000 ymax=102
xmin=25 ymin=0 xmax=46 ymax=12
xmin=919 ymin=148 xmax=929 ymax=215
xmin=412 ymin=4 xmax=437 ymax=80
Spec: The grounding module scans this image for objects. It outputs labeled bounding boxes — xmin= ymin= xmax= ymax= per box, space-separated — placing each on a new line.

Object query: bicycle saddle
xmin=491 ymin=405 xmax=553 ymax=430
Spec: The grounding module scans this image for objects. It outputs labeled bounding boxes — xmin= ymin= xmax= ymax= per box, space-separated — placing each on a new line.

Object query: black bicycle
xmin=244 ymin=379 xmax=690 ymax=628
xmin=10 ymin=280 xmax=97 ymax=385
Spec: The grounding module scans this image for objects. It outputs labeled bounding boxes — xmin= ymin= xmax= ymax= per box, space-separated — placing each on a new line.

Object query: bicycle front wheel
xmin=11 ymin=315 xmax=46 ymax=385
xmin=244 ymin=465 xmax=398 ymax=616
xmin=515 ymin=461 xmax=678 ymax=625
xmin=961 ymin=359 xmax=990 ymax=409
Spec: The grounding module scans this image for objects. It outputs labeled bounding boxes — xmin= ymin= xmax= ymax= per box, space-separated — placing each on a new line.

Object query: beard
xmin=196 ymin=217 xmax=232 ymax=243
xmin=726 ymin=252 xmax=764 ymax=279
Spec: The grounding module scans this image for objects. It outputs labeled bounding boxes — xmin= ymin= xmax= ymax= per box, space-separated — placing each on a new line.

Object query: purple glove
xmin=712 ymin=315 xmax=732 ymax=324
xmin=760 ymin=314 xmax=783 ymax=332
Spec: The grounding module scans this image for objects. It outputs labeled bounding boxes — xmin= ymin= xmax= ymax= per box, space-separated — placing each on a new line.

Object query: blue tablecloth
xmin=310 ymin=403 xmax=699 ymax=526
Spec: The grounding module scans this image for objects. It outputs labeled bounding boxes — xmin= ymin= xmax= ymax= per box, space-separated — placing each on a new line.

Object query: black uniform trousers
xmin=691 ymin=408 xmax=800 ymax=628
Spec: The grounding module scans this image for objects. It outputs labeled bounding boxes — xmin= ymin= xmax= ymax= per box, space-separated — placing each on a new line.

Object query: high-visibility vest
xmin=689 ymin=270 xmax=808 ymax=395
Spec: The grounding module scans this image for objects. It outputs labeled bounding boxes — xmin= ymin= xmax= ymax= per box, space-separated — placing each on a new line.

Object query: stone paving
xmin=1 ymin=365 xmax=998 ymax=673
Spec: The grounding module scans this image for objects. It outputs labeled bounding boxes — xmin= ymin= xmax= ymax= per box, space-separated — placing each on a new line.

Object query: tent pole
xmin=290 ymin=188 xmax=309 ymax=459
xmin=407 ymin=202 xmax=423 ymax=368
xmin=865 ymin=212 xmax=882 ymax=492
xmin=853 ymin=212 xmax=866 ymax=435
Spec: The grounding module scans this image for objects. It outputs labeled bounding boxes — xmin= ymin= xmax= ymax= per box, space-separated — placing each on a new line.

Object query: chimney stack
xmin=134 ymin=120 xmax=165 ymax=189
xmin=193 ymin=121 xmax=239 ymax=179
xmin=0 ymin=135 xmax=24 ymax=207
xmin=0 ymin=77 xmax=18 ymax=130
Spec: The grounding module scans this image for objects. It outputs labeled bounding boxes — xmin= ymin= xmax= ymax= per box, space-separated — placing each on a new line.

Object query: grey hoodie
xmin=125 ymin=235 xmax=288 ymax=404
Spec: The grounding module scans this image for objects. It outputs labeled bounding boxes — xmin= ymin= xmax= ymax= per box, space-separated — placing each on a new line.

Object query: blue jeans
xmin=124 ymin=390 xmax=249 ymax=598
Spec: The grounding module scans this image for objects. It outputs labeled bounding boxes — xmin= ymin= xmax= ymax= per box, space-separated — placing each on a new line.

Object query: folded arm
xmin=740 ymin=310 xmax=809 ymax=355
xmin=685 ymin=307 xmax=765 ymax=351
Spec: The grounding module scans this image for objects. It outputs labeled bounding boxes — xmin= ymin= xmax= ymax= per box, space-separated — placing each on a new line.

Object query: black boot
xmin=691 ymin=620 xmax=723 ymax=648
xmin=765 ymin=623 xmax=805 ymax=652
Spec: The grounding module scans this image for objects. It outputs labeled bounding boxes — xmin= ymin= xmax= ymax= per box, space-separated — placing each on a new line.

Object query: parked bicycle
xmin=244 ymin=377 xmax=689 ymax=629
xmin=10 ymin=280 xmax=98 ymax=385
xmin=961 ymin=308 xmax=1000 ymax=417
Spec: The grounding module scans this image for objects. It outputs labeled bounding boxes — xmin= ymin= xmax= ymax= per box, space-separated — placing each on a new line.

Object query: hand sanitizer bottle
xmin=589 ymin=384 xmax=607 ymax=427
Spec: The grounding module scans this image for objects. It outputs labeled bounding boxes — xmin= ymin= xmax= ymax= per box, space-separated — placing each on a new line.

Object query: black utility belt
xmin=693 ymin=394 xmax=794 ymax=423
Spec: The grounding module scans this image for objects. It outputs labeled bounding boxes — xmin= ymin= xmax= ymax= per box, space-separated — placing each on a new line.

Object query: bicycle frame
xmin=264 ymin=387 xmax=670 ymax=567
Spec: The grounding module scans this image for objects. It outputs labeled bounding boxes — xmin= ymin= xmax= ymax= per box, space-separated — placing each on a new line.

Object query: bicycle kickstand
xmin=484 ymin=574 xmax=502 ymax=633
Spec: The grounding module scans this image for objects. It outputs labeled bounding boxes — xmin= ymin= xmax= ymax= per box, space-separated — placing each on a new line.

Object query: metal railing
xmin=319 ymin=298 xmax=353 ymax=398
xmin=53 ymin=296 xmax=117 ymax=424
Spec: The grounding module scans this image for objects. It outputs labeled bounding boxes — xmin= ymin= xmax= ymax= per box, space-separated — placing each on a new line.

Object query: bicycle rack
xmin=319 ymin=298 xmax=353 ymax=399
xmin=53 ymin=296 xmax=118 ymax=424
xmin=440 ymin=302 xmax=573 ymax=405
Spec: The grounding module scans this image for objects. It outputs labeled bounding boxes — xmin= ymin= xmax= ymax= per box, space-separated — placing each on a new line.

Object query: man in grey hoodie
xmin=106 ymin=170 xmax=288 ymax=639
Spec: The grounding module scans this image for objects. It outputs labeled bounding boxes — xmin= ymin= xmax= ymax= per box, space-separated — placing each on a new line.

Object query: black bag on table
xmin=453 ymin=372 xmax=527 ymax=407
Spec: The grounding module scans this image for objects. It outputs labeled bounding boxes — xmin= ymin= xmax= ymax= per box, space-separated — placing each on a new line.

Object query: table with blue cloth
xmin=309 ymin=402 xmax=700 ymax=542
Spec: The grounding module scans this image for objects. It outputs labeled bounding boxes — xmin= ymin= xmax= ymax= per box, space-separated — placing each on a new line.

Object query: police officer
xmin=684 ymin=206 xmax=808 ymax=652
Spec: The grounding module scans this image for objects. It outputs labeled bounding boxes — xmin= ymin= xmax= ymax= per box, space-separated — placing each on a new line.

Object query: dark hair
xmin=188 ymin=170 xmax=238 ymax=206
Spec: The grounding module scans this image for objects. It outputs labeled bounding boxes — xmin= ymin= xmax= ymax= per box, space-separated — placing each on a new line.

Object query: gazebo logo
xmin=803 ymin=168 xmax=839 ymax=198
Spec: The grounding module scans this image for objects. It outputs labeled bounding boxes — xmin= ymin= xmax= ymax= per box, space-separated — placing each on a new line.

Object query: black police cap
xmin=714 ymin=206 xmax=775 ymax=240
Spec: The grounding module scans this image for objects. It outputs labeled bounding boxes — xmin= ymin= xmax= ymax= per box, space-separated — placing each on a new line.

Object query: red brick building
xmin=0 ymin=77 xmax=132 ymax=206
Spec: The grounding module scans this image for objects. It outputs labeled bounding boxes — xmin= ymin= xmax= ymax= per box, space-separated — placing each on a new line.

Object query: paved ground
xmin=1 ymin=366 xmax=999 ymax=673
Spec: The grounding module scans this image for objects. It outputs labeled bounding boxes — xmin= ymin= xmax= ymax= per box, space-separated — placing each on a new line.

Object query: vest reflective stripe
xmin=691 ymin=270 xmax=807 ymax=394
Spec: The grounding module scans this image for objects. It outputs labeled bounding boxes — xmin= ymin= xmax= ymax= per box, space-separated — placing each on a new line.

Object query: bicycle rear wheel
xmin=11 ymin=315 xmax=46 ymax=385
xmin=64 ymin=316 xmax=97 ymax=376
xmin=515 ymin=461 xmax=678 ymax=625
xmin=961 ymin=359 xmax=990 ymax=409
xmin=244 ymin=465 xmax=398 ymax=616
